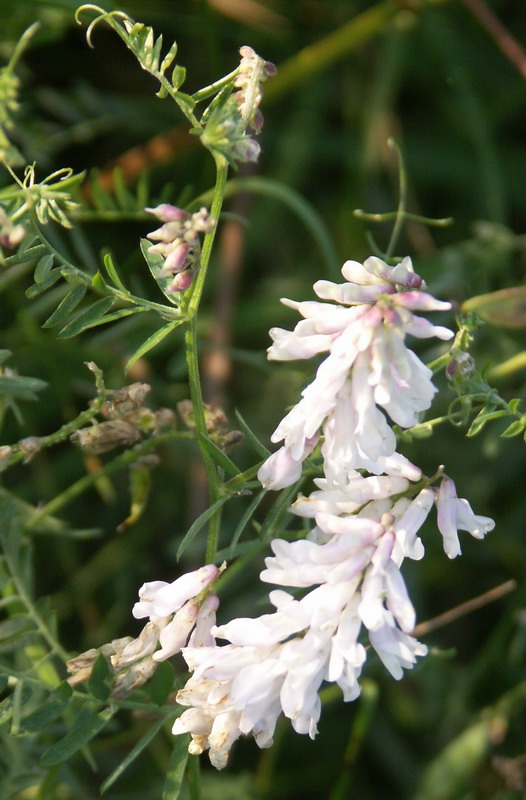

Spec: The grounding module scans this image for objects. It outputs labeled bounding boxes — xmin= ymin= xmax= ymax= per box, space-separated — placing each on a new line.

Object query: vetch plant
xmin=0 ymin=6 xmax=522 ymax=799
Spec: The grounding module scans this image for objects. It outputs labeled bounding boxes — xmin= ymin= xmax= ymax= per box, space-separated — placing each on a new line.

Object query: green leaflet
xmin=20 ymin=682 xmax=73 ymax=734
xmin=140 ymin=238 xmax=180 ymax=305
xmin=42 ymin=283 xmax=88 ymax=328
xmin=177 ymin=496 xmax=230 ymax=560
xmin=100 ymin=715 xmax=167 ymax=794
xmin=40 ymin=707 xmax=114 ymax=767
xmin=196 ymin=433 xmax=240 ymax=476
xmin=149 ymin=660 xmax=175 ymax=707
xmin=57 ymin=297 xmax=114 ymax=338
xmin=0 ymin=373 xmax=47 ymax=399
xmin=125 ymin=319 xmax=184 ymax=373
xmin=33 ymin=253 xmax=54 ymax=283
xmin=162 ymin=735 xmax=190 ymax=800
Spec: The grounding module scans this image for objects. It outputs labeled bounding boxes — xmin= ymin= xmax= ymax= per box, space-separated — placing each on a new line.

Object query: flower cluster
xmin=257 ymin=256 xmax=452 ymax=489
xmin=145 ymin=204 xmax=215 ymax=293
xmin=234 ymin=46 xmax=277 ymax=135
xmin=201 ymin=46 xmax=276 ymax=164
xmin=67 ymin=565 xmax=220 ymax=698
xmin=128 ymin=256 xmax=495 ymax=769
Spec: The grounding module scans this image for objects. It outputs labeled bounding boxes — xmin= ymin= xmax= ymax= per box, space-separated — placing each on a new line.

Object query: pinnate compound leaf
xmin=40 ymin=707 xmax=113 ymax=766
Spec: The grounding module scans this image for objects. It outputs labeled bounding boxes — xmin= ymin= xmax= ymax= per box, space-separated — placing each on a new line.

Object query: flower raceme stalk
xmin=124 ymin=256 xmax=494 ymax=769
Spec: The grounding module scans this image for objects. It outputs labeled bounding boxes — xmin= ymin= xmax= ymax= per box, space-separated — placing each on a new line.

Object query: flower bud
xmin=168 ymin=269 xmax=195 ymax=293
xmin=71 ymin=420 xmax=140 ymax=454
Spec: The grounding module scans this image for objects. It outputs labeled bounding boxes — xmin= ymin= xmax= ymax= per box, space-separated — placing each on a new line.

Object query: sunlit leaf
xmin=462 ymin=286 xmax=526 ymax=329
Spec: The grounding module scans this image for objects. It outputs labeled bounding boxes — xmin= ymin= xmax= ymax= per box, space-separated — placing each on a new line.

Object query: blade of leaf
xmin=163 ymin=735 xmax=190 ymax=800
xmin=34 ymin=254 xmax=54 ymax=283
xmin=229 ymin=489 xmax=267 ymax=558
xmin=87 ymin=653 xmax=111 ymax=702
xmin=0 ymin=374 xmax=47 ymax=397
xmin=177 ymin=496 xmax=230 ymax=560
xmin=25 ymin=269 xmax=62 ymax=298
xmin=234 ymin=409 xmax=271 ymax=458
xmin=140 ymin=238 xmax=179 ymax=305
xmin=197 ymin=433 xmax=240 ymax=476
xmin=103 ymin=251 xmax=128 ymax=291
xmin=125 ymin=319 xmax=183 ymax=373
xmin=42 ymin=284 xmax=87 ymax=328
xmin=100 ymin=715 xmax=166 ymax=794
xmin=40 ymin=707 xmax=114 ymax=767
xmin=57 ymin=297 xmax=115 ymax=339
xmin=149 ymin=660 xmax=175 ymax=707
xmin=21 ymin=682 xmax=72 ymax=733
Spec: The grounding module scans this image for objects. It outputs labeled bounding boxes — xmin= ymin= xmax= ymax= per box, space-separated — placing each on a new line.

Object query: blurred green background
xmin=1 ymin=1 xmax=526 ymax=798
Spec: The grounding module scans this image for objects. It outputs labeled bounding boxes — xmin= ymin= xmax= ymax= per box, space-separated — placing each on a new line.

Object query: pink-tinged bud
xmin=168 ymin=269 xmax=195 ymax=293
xmin=232 ymin=138 xmax=261 ymax=163
xmin=147 ymin=222 xmax=182 ymax=243
xmin=160 ymin=242 xmax=191 ymax=275
xmin=145 ymin=204 xmax=189 ymax=223
xmin=0 ymin=224 xmax=25 ymax=249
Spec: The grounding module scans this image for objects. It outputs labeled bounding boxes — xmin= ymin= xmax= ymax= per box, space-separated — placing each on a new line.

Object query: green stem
xmin=3 ymin=364 xmax=108 ymax=471
xmin=183 ymin=157 xmax=229 ymax=564
xmin=26 ymin=430 xmax=191 ymax=528
xmin=188 ymin=157 xmax=228 ymax=316
xmin=4 ymin=558 xmax=69 ymax=663
xmin=184 ymin=319 xmax=222 ymax=564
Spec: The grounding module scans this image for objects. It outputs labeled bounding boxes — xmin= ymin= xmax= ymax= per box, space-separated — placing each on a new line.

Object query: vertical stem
xmin=184 ymin=156 xmax=229 ymax=564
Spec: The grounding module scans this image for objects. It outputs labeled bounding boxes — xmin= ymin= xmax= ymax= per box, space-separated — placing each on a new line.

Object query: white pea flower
xmin=436 ymin=475 xmax=495 ymax=558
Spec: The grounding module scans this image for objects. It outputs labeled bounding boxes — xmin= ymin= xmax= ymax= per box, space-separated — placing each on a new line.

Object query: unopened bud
xmin=168 ymin=269 xmax=195 ymax=293
xmin=110 ymin=620 xmax=162 ymax=670
xmin=112 ymin=656 xmax=159 ymax=698
xmin=145 ymin=204 xmax=189 ymax=223
xmin=0 ymin=445 xmax=13 ymax=470
xmin=19 ymin=437 xmax=42 ymax=462
xmin=160 ymin=242 xmax=191 ymax=275
xmin=71 ymin=420 xmax=140 ymax=454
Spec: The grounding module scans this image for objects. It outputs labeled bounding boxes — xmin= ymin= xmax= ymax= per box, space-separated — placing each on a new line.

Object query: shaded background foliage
xmin=1 ymin=1 xmax=526 ymax=798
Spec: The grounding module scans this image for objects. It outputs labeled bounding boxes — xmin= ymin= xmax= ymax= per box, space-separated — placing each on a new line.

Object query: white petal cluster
xmin=131 ymin=565 xmax=219 ymax=661
xmin=258 ymin=256 xmax=453 ymax=489
xmin=164 ymin=256 xmax=495 ymax=770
